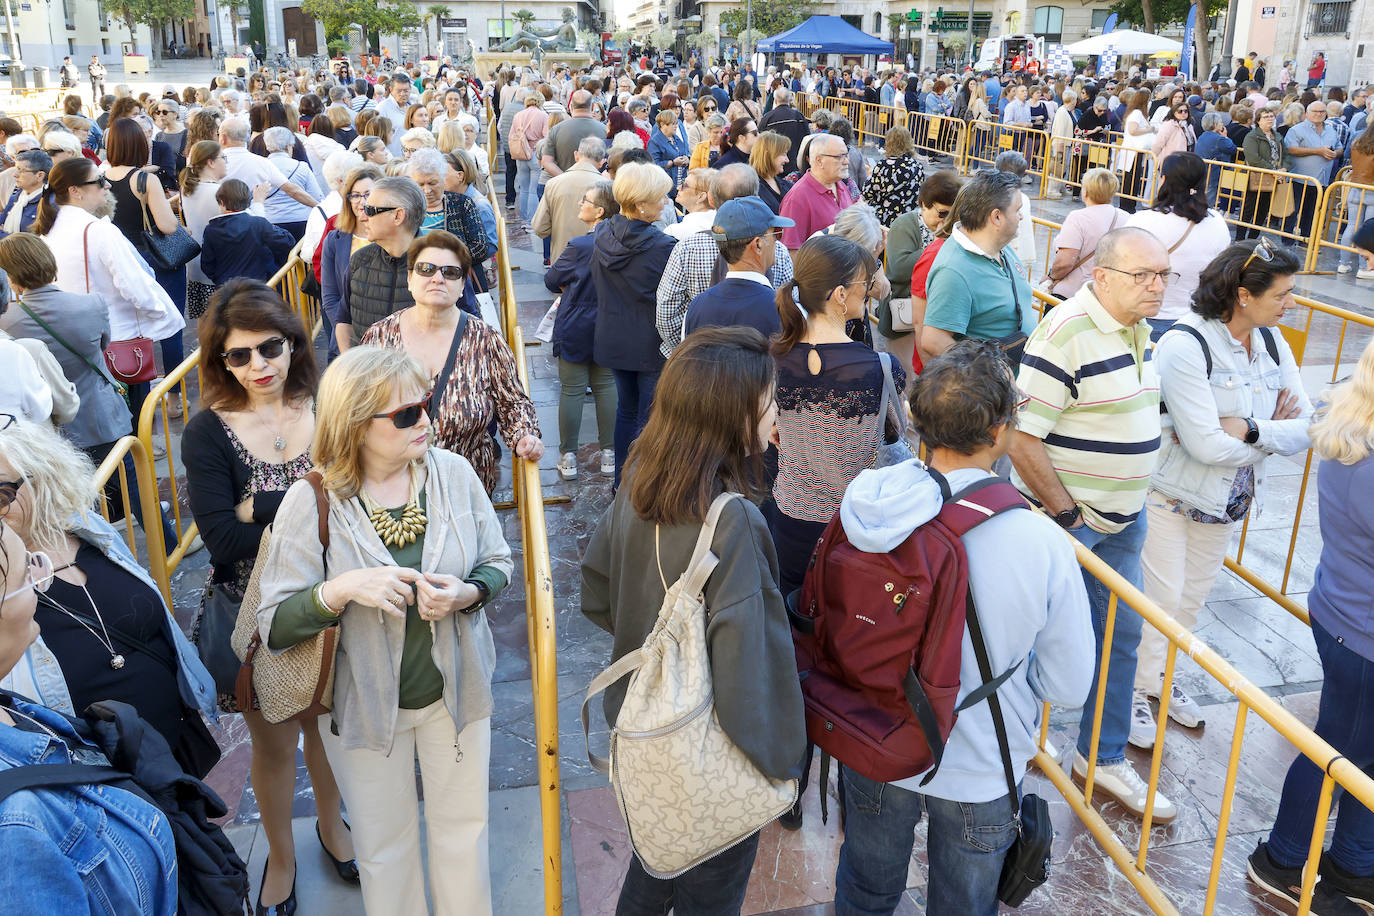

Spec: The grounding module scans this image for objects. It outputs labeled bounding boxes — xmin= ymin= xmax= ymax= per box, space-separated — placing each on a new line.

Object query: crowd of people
xmin=0 ymin=47 xmax=1369 ymax=916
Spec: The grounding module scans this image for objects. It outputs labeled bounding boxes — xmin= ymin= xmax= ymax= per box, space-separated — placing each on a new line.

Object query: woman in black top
xmin=1071 ymin=97 xmax=1113 ymax=198
xmin=713 ymin=118 xmax=759 ymax=169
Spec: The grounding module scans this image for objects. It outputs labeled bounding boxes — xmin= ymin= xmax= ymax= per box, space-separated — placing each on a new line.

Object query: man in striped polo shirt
xmin=1010 ymin=227 xmax=1174 ymax=823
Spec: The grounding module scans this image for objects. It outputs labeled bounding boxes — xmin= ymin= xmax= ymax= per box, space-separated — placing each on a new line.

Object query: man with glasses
xmin=921 ymin=170 xmax=1032 ymax=363
xmin=332 ymin=176 xmax=425 ymax=352
xmin=758 ymin=88 xmax=809 ymax=173
xmin=0 ymin=150 xmax=51 ymax=238
xmin=1284 ymin=101 xmax=1341 ymax=238
xmin=779 ymin=133 xmax=852 ymax=250
xmin=1010 ymin=226 xmax=1176 ymax=826
xmin=532 ymin=136 xmax=606 ymax=263
xmin=376 ymin=74 xmax=413 ymax=154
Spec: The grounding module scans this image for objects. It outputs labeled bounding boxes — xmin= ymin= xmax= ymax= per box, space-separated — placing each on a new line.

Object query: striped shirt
xmin=1013 ymin=283 xmax=1160 ymax=534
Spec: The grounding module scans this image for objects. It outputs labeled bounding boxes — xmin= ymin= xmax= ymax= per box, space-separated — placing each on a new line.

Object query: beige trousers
xmin=322 ymin=703 xmax=492 ymax=916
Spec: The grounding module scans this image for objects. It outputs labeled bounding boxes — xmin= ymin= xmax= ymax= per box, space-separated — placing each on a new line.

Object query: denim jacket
xmin=0 ymin=695 xmax=178 ymax=914
xmin=1152 ymin=313 xmax=1313 ymax=518
xmin=1 ymin=514 xmax=218 ymax=723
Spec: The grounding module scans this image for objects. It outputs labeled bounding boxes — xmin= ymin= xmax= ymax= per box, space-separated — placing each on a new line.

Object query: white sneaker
xmin=1073 ymin=752 xmax=1177 ymax=823
xmin=1129 ymin=689 xmax=1157 ymax=749
xmin=600 ymin=448 xmax=615 ymax=475
xmin=1359 ymin=268 xmax=1374 ymax=280
xmin=556 ymin=452 xmax=578 ymax=480
xmin=1338 ymin=263 xmax=1354 ymax=274
xmin=1148 ymin=683 xmax=1205 ymax=729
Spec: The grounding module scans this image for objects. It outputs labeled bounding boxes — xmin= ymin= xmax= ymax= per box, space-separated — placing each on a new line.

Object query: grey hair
xmin=372 ymin=175 xmax=427 ymax=234
xmin=706 ymin=112 xmax=728 ymax=129
xmin=577 ymin=135 xmax=607 ymax=162
xmin=994 ymin=149 xmax=1028 ymax=178
xmin=774 ymin=87 xmax=793 ymax=106
xmin=262 ymin=125 xmax=295 ymax=153
xmin=956 ymin=170 xmax=1021 ymax=232
xmin=406 ymin=147 xmax=449 ymax=179
xmin=831 ymin=202 xmax=883 ymax=253
xmin=708 ymin=163 xmax=759 ymax=207
xmin=15 ymin=148 xmax=53 ymax=174
xmin=0 ymin=417 xmax=99 ymax=555
xmin=220 ymin=118 xmax=250 ymax=144
xmin=323 ymin=150 xmax=364 ymax=189
xmin=1200 ymin=112 xmax=1223 ymax=132
xmin=4 ymin=134 xmax=37 ymax=157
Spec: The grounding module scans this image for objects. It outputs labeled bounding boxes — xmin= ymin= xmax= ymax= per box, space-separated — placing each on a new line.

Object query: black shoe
xmin=779 ymin=799 xmax=803 ymax=831
xmin=255 ymin=857 xmax=298 ymax=916
xmin=316 ymin=820 xmax=360 ymax=883
xmin=1320 ymin=851 xmax=1374 ymax=909
xmin=1246 ymin=842 xmax=1362 ymax=914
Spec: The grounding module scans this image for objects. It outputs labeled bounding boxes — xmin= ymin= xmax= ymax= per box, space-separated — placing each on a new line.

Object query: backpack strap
xmin=0 ymin=763 xmax=127 ymax=803
xmin=1259 ymin=326 xmax=1280 ymax=365
xmin=965 ymin=593 xmax=1023 ymax=820
xmin=936 ymin=479 xmax=1029 ymax=537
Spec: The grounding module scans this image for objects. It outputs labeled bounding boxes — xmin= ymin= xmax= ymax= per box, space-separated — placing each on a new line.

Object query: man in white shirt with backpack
xmin=824 ymin=340 xmax=1094 ymax=915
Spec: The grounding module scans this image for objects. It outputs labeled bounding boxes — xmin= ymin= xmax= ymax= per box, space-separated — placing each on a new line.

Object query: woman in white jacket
xmin=34 ymin=156 xmax=183 ymax=426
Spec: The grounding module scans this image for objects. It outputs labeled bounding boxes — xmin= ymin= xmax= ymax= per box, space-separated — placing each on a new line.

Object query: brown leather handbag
xmin=231 ymin=471 xmax=339 ymax=724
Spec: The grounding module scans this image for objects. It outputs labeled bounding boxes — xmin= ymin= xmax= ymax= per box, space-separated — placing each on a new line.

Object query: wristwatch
xmin=1244 ymin=417 xmax=1260 ymax=445
xmin=1053 ymin=506 xmax=1082 ymax=530
xmin=460 ymin=578 xmax=490 ymax=614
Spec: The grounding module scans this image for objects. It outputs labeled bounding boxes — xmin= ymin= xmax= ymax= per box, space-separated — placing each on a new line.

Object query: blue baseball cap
xmin=711 ymin=196 xmax=794 ymax=241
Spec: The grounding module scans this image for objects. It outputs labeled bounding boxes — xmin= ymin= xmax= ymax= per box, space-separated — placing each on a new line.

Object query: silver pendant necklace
xmin=252 ymin=403 xmax=290 ymax=452
xmin=38 ymin=580 xmax=125 ymax=669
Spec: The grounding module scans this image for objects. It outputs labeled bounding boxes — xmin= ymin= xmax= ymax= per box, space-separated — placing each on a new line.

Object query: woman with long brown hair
xmin=1117 ymin=88 xmax=1156 ymax=213
xmin=581 ymin=325 xmax=805 ymax=913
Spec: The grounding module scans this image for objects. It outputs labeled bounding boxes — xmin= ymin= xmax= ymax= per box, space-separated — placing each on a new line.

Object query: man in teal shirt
xmin=920 ymin=170 xmax=1035 ymax=363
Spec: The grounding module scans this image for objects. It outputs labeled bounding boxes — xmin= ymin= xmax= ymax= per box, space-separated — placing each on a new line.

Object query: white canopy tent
xmin=1064 ymin=30 xmax=1183 ymax=56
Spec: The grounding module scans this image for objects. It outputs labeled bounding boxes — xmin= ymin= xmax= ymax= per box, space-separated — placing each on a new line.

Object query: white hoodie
xmin=839 ymin=461 xmax=1095 ymax=802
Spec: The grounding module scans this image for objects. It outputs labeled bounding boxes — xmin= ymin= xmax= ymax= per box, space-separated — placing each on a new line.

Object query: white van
xmin=974 ymin=34 xmax=1042 ymax=72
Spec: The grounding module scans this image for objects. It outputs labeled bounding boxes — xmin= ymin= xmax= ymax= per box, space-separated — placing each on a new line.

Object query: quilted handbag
xmin=582 ymin=493 xmax=797 ymax=878
xmin=136 ymin=171 xmax=201 ymax=272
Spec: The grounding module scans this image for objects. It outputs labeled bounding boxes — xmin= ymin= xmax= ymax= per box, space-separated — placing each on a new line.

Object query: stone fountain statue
xmin=495 ymin=8 xmax=579 ymax=53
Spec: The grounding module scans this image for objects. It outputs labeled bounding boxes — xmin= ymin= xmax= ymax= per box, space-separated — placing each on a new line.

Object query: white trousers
xmin=322 ymin=703 xmax=492 ymax=916
xmin=1136 ymin=494 xmax=1236 ymax=693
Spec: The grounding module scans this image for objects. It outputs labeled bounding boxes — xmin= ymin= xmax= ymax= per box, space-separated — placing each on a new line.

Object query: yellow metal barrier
xmin=1305 ymin=180 xmax=1374 ymax=273
xmin=906 ymin=111 xmax=965 ymax=163
xmin=91 ymin=435 xmax=173 ymax=608
xmin=961 ymin=119 xmax=1053 ymax=198
xmin=1042 ymin=135 xmax=1160 ymax=208
xmin=1212 ymin=160 xmax=1325 ymax=262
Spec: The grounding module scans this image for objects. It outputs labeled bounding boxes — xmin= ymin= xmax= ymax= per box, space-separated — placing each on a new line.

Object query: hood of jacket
xmin=593 ymin=214 xmax=663 ymax=271
xmin=839 ymin=460 xmax=946 ymax=554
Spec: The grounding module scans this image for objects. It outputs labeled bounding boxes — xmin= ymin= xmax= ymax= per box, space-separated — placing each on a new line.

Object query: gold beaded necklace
xmin=359 ymin=464 xmax=428 ymax=548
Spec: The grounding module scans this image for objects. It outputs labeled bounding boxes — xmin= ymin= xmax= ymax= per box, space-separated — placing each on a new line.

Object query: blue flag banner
xmin=1181 ymin=6 xmax=1196 ymax=78
xmin=1102 ymin=13 xmax=1118 ymax=34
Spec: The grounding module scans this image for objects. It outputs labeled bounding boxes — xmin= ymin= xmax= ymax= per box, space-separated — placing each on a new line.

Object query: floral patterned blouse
xmin=863 ymin=153 xmax=925 ymax=227
xmin=362 ymin=310 xmax=541 ymax=493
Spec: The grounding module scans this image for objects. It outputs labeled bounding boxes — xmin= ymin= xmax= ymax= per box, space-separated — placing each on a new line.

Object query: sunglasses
xmin=363 ymin=204 xmax=398 ymax=217
xmin=1 ymin=550 xmax=53 ymax=604
xmin=1242 ymin=237 xmax=1278 ymax=272
xmin=412 ymin=261 xmax=464 ymax=281
xmin=0 ymin=476 xmax=26 ymax=518
xmin=372 ymin=393 xmax=432 ymax=429
xmin=221 ymin=335 xmax=289 ymax=368
xmin=78 ymin=175 xmax=111 ymax=188
xmin=44 ymin=149 xmax=67 ymax=157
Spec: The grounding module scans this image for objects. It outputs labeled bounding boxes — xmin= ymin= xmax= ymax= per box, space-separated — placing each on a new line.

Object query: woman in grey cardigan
xmin=255 ymin=345 xmax=512 ymax=916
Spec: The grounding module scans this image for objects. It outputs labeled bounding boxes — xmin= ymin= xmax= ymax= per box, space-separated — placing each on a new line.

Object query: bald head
xmin=708 ymin=163 xmax=760 ymax=208
xmin=570 ymin=89 xmax=593 ymax=113
xmin=1092 ymin=227 xmax=1170 ymax=325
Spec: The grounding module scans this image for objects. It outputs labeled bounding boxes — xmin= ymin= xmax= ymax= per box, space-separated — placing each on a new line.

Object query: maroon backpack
xmin=791 ymin=472 xmax=1027 ymax=786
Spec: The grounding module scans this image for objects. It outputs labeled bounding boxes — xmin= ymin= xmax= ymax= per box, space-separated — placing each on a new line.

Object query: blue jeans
xmin=516 ymin=158 xmax=540 ymax=222
xmin=611 ymin=368 xmax=659 ymax=489
xmin=1072 ymin=513 xmax=1148 ymax=765
xmin=835 ymin=768 xmax=1019 ymax=916
xmin=615 ymin=831 xmax=759 ymax=915
xmin=1268 ymin=618 xmax=1374 ymax=874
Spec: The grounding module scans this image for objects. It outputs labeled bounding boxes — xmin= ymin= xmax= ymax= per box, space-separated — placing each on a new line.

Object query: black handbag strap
xmin=0 ymin=763 xmax=127 ymax=803
xmin=965 ymin=592 xmax=1022 ymax=820
xmin=429 ymin=310 xmax=468 ymax=421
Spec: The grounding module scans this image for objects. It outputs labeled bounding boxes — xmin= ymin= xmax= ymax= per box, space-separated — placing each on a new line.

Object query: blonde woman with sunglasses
xmin=254 ymin=344 xmax=513 ymax=916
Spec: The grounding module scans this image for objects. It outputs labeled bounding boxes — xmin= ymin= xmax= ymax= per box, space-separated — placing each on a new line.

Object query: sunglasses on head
xmin=1242 ymin=237 xmax=1279 ymax=272
xmin=372 ymin=394 xmax=432 ymax=429
xmin=363 ymin=204 xmax=398 ymax=217
xmin=412 ymin=261 xmax=464 ymax=281
xmin=221 ymin=335 xmax=289 ymax=368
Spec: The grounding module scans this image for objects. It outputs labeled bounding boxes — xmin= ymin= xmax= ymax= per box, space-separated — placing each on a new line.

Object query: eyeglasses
xmin=816 ymin=152 xmax=847 ymax=160
xmin=221 ymin=335 xmax=289 ymax=367
xmin=372 ymin=394 xmax=432 ymax=429
xmin=43 ymin=149 xmax=66 ymax=157
xmin=1 ymin=550 xmax=53 ymax=604
xmin=412 ymin=261 xmax=464 ymax=281
xmin=347 ymin=191 xmax=370 ymax=202
xmin=847 ymin=277 xmax=877 ymax=297
xmin=362 ymin=204 xmax=399 ymax=217
xmin=1099 ymin=266 xmax=1180 ymax=287
xmin=0 ymin=476 xmax=26 ymax=518
xmin=1242 ymin=237 xmax=1278 ymax=272
xmin=701 ymin=105 xmax=716 ymax=111
xmin=78 ymin=175 xmax=111 ymax=188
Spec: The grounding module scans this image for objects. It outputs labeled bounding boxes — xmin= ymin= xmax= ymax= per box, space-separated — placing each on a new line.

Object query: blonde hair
xmin=435 ymin=121 xmax=464 ymax=154
xmin=1309 ymin=340 xmax=1374 ymax=465
xmin=612 ymin=161 xmax=672 ymax=212
xmin=0 ymin=418 xmax=99 ymax=554
xmin=750 ymin=130 xmax=791 ymax=179
xmin=1081 ymin=167 xmax=1120 ymax=205
xmin=312 ymin=347 xmax=431 ymax=498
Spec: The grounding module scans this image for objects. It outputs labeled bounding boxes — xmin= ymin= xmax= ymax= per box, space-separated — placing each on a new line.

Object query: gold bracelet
xmin=315 ymin=582 xmax=340 ymax=617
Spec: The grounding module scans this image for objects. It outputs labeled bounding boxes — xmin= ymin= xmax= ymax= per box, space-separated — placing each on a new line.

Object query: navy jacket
xmin=199 ymin=211 xmax=296 ymax=285
xmin=684 ymin=277 xmax=781 ymax=340
xmin=590 ymin=215 xmax=676 ymax=372
xmin=544 ymin=232 xmax=599 ymax=365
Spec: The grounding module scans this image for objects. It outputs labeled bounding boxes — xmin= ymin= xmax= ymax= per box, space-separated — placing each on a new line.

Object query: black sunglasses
xmin=221 ymin=335 xmax=289 ymax=368
xmin=372 ymin=393 xmax=432 ymax=429
xmin=412 ymin=261 xmax=464 ymax=281
xmin=43 ymin=149 xmax=65 ymax=157
xmin=0 ymin=477 xmax=26 ymax=518
xmin=363 ymin=204 xmax=398 ymax=217
xmin=78 ymin=176 xmax=111 ymax=188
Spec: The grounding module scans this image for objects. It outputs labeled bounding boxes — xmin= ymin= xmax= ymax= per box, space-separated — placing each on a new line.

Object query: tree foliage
xmin=1107 ymin=0 xmax=1225 ymax=29
xmin=300 ymin=0 xmax=420 ymax=41
xmin=719 ymin=0 xmax=819 ymax=40
xmin=105 ymin=0 xmax=194 ymax=55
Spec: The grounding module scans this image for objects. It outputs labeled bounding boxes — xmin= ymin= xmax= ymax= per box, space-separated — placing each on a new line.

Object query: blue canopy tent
xmin=755 ymin=16 xmax=894 ymax=56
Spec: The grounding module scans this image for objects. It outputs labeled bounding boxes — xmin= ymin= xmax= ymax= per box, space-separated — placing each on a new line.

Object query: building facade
xmin=1237 ymin=0 xmax=1369 ymax=90
xmin=0 ymin=0 xmax=156 ymax=71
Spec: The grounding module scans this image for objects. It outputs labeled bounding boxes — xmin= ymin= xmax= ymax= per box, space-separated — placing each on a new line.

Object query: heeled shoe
xmin=316 ymin=820 xmax=360 ymax=883
xmin=255 ymin=857 xmax=297 ymax=916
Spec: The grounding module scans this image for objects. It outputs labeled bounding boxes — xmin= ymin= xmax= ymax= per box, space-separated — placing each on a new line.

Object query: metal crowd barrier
xmin=1042 ymin=135 xmax=1161 ymax=208
xmin=905 ymin=111 xmax=965 ymax=163
xmin=1305 ymin=180 xmax=1374 ymax=273
xmin=961 ymin=119 xmax=1052 ymax=197
xmin=1212 ymin=161 xmax=1325 ymax=262
xmin=91 ymin=434 xmax=173 ymax=608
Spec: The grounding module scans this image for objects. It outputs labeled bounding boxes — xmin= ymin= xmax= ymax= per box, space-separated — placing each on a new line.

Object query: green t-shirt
xmin=924 ymin=234 xmax=1036 ymax=341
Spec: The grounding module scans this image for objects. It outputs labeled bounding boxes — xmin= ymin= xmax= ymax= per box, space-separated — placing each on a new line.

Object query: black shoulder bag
xmin=965 ymin=594 xmax=1054 ymax=907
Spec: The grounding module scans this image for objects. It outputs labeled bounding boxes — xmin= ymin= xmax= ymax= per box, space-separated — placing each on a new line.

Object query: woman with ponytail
xmin=180 ymin=140 xmax=228 ymax=319
xmin=1126 ymin=151 xmax=1232 ymax=340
